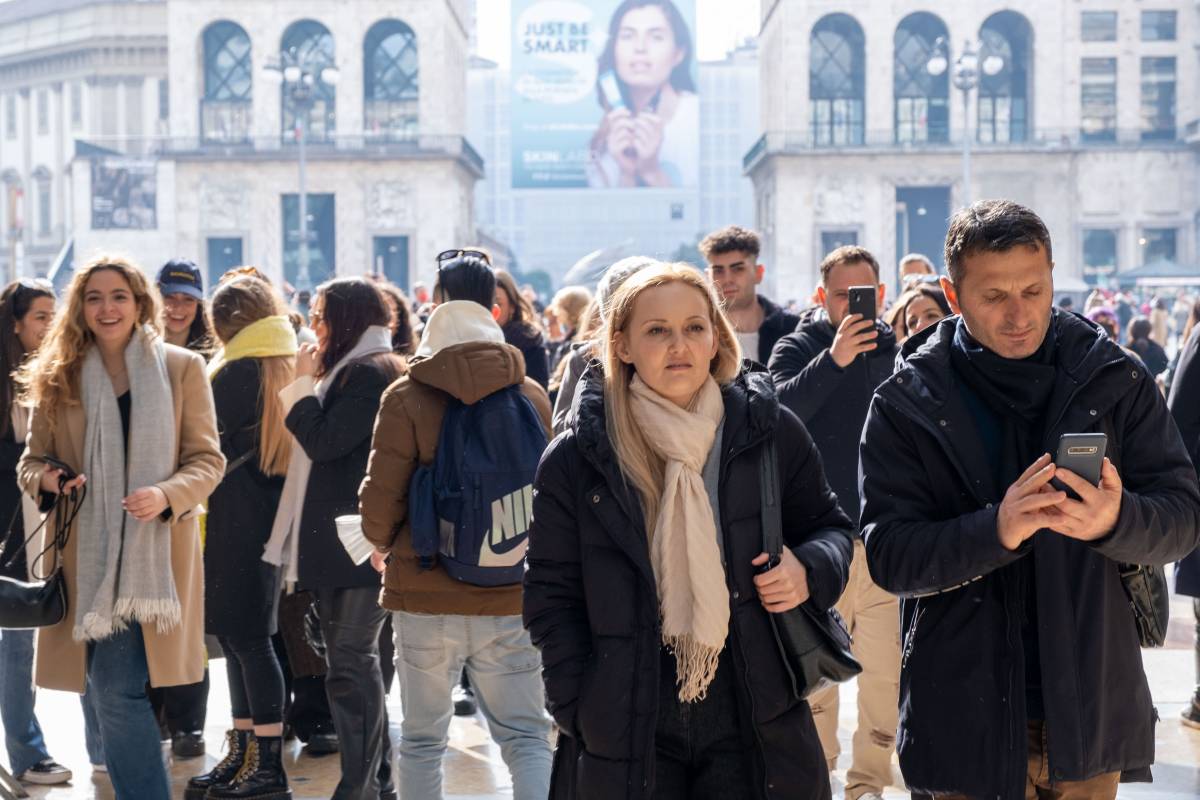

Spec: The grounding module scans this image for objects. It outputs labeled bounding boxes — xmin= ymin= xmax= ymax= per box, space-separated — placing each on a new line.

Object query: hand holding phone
xmin=39 ymin=455 xmax=85 ymax=495
xmin=1046 ymin=433 xmax=1122 ymax=542
xmin=830 ymin=312 xmax=878 ymax=368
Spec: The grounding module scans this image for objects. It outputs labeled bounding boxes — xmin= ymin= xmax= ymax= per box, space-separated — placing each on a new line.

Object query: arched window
xmin=894 ymin=13 xmax=949 ymax=143
xmin=364 ymin=20 xmax=418 ymax=139
xmin=978 ymin=11 xmax=1032 ymax=143
xmin=201 ymin=21 xmax=252 ymax=142
xmin=809 ymin=14 xmax=865 ymax=145
xmin=281 ymin=20 xmax=336 ymax=143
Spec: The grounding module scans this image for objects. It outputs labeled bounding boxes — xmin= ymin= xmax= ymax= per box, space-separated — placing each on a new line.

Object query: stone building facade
xmin=66 ymin=0 xmax=480 ymax=292
xmin=749 ymin=0 xmax=1200 ymax=303
xmin=0 ymin=0 xmax=479 ymax=292
xmin=0 ymin=0 xmax=168 ymax=281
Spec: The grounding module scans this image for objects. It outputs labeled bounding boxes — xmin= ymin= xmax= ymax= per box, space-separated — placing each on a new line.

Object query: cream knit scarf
xmin=629 ymin=374 xmax=728 ymax=702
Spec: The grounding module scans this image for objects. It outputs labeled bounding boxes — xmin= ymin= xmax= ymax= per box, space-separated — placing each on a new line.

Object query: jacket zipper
xmin=723 ymin=434 xmax=775 ymax=799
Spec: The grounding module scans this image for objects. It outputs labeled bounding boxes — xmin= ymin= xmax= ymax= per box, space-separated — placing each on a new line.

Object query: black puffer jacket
xmin=768 ymin=312 xmax=898 ymax=524
xmin=753 ymin=296 xmax=801 ymax=366
xmin=860 ymin=311 xmax=1200 ymax=799
xmin=524 ymin=366 xmax=854 ymax=800
xmin=1166 ymin=326 xmax=1200 ymax=597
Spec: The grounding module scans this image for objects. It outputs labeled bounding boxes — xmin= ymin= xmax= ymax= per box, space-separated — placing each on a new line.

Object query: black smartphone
xmin=1051 ymin=433 xmax=1107 ymax=500
xmin=847 ymin=286 xmax=876 ymax=321
xmin=40 ymin=455 xmax=76 ymax=480
xmin=756 ymin=553 xmax=781 ymax=575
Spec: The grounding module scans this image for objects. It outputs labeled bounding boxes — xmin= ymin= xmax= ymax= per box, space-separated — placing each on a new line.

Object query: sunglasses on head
xmin=436 ymin=249 xmax=491 ymax=266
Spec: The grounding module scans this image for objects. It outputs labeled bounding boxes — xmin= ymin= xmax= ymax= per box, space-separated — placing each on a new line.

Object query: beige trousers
xmin=809 ymin=539 xmax=901 ymax=799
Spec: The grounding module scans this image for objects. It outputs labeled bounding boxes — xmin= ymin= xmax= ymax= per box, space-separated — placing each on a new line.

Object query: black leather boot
xmin=184 ymin=730 xmax=251 ymax=800
xmin=208 ymin=735 xmax=291 ymax=800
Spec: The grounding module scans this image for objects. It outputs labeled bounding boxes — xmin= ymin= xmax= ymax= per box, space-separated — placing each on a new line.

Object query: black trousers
xmin=148 ymin=670 xmax=209 ymax=736
xmin=1194 ymin=598 xmax=1200 ymax=693
xmin=654 ymin=646 xmax=754 ymax=800
xmin=219 ymin=635 xmax=285 ymax=726
xmin=315 ymin=586 xmax=395 ymax=800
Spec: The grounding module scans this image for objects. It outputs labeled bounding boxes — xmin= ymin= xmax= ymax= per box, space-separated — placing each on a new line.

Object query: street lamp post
xmin=927 ymin=39 xmax=1004 ymax=207
xmin=263 ymin=54 xmax=339 ymax=295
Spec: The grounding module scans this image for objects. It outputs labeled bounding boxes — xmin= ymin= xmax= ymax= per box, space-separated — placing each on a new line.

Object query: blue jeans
xmin=81 ymin=690 xmax=105 ymax=765
xmin=0 ymin=628 xmax=51 ymax=775
xmin=87 ymin=624 xmax=170 ymax=800
xmin=393 ymin=612 xmax=552 ymax=800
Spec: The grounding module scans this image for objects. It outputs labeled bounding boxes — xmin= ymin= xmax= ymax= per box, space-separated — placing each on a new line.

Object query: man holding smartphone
xmin=768 ymin=245 xmax=898 ymax=800
xmin=860 ymin=200 xmax=1200 ymax=799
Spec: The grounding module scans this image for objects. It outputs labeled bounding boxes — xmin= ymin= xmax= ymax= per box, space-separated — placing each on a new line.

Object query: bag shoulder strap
xmin=224 ymin=447 xmax=258 ymax=477
xmin=759 ymin=439 xmax=783 ymax=558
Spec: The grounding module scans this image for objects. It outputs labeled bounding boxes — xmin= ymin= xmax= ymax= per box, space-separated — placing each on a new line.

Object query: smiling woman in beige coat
xmin=15 ymin=256 xmax=224 ymax=800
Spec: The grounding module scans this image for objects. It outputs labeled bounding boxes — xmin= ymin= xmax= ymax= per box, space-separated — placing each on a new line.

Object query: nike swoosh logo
xmin=479 ymin=536 xmax=527 ymax=568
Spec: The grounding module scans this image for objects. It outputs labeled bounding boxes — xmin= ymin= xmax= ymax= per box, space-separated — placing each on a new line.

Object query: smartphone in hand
xmin=1051 ymin=433 xmax=1107 ymax=500
xmin=40 ymin=455 xmax=76 ymax=480
xmin=847 ymin=286 xmax=877 ymax=321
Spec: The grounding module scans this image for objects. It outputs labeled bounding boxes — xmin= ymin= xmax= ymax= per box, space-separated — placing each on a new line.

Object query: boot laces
xmin=232 ymin=738 xmax=260 ymax=784
xmin=215 ymin=730 xmax=244 ymax=772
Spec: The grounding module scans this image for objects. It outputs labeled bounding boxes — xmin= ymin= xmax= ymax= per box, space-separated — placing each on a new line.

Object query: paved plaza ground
xmin=8 ymin=591 xmax=1199 ymax=799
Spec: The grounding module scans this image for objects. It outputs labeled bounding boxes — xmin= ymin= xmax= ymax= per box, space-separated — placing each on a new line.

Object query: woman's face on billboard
xmin=614 ymin=5 xmax=684 ymax=91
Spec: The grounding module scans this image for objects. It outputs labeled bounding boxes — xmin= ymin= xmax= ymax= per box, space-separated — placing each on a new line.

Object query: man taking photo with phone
xmin=768 ymin=245 xmax=899 ymax=800
xmin=860 ymin=200 xmax=1200 ymax=799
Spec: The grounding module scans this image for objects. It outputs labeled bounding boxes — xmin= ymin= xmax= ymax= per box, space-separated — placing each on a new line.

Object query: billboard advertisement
xmin=511 ymin=0 xmax=698 ymax=189
xmin=91 ymin=158 xmax=157 ymax=230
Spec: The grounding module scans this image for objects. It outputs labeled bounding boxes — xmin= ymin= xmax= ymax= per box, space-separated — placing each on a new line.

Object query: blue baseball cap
xmin=157 ymin=260 xmax=204 ymax=300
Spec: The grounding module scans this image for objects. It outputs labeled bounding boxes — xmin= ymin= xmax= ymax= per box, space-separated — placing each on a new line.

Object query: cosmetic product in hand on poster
xmin=511 ymin=0 xmax=698 ymax=190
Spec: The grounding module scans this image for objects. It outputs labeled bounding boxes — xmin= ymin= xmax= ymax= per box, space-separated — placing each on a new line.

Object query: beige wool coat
xmin=17 ymin=344 xmax=225 ymax=693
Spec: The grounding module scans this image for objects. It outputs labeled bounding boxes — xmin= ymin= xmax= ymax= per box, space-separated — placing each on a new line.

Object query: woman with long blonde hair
xmin=185 ymin=276 xmax=297 ymax=799
xmin=16 ymin=256 xmax=224 ymax=800
xmin=524 ymin=261 xmax=853 ymax=798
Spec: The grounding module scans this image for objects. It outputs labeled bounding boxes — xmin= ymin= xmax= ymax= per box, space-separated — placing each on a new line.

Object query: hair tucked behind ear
xmin=600 ymin=261 xmax=741 ymax=534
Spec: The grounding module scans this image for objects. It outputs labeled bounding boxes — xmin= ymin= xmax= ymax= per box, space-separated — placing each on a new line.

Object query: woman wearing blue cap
xmin=157 ymin=260 xmax=216 ymax=357
xmin=151 ymin=259 xmax=217 ymax=758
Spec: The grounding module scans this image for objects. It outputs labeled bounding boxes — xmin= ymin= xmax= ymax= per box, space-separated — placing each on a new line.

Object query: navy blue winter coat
xmin=860 ymin=310 xmax=1200 ymax=799
xmin=524 ymin=367 xmax=854 ymax=799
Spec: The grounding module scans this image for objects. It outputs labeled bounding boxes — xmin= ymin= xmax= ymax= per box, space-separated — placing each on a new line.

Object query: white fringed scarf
xmin=74 ymin=326 xmax=179 ymax=641
xmin=629 ymin=374 xmax=728 ymax=702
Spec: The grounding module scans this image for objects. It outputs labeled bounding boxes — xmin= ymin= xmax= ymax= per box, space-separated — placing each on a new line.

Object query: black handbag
xmin=0 ymin=479 xmax=84 ymax=630
xmin=758 ymin=440 xmax=861 ymax=700
xmin=1119 ymin=563 xmax=1169 ymax=648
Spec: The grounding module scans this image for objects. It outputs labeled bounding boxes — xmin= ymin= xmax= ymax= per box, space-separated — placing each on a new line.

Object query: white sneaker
xmin=18 ymin=759 xmax=72 ymax=785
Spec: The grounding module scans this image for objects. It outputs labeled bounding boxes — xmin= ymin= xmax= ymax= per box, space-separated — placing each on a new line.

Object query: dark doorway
xmin=895 ymin=186 xmax=950 ymax=286
xmin=206 ymin=237 xmax=243 ymax=289
xmin=373 ymin=236 xmax=409 ymax=289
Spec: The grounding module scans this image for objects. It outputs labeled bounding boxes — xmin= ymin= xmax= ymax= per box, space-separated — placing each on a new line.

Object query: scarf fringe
xmin=665 ymin=634 xmax=723 ymax=703
xmin=72 ymin=600 xmax=182 ymax=643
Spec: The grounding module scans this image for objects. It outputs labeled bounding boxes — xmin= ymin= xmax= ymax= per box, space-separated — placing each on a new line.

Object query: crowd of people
xmin=0 ymin=199 xmax=1197 ymax=800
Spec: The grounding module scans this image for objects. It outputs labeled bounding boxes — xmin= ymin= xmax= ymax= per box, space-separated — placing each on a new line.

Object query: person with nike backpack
xmin=359 ymin=254 xmax=554 ymax=800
